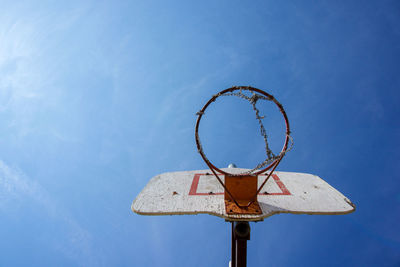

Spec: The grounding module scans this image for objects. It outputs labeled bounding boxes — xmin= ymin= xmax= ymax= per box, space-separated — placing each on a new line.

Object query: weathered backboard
xmin=132 ymin=168 xmax=355 ymax=221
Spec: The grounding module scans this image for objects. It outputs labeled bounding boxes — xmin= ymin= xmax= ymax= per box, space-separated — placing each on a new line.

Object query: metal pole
xmin=232 ymin=221 xmax=250 ymax=267
xmin=231 ymin=222 xmax=236 ymax=267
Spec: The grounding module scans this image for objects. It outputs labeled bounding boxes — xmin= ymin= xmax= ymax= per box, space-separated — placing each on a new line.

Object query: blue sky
xmin=0 ymin=0 xmax=399 ymax=266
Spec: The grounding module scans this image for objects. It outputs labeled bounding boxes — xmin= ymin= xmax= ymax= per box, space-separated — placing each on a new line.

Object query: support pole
xmin=231 ymin=221 xmax=250 ymax=267
xmin=231 ymin=222 xmax=236 ymax=267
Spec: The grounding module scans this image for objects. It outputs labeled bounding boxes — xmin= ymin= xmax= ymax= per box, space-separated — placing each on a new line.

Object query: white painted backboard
xmin=132 ymin=168 xmax=355 ymax=221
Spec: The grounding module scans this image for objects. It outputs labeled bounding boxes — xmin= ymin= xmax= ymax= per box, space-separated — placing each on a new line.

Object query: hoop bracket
xmin=224 ymin=175 xmax=262 ymax=215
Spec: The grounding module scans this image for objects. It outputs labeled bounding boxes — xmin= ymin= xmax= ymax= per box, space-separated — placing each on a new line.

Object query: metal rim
xmin=195 ymin=86 xmax=291 ymax=177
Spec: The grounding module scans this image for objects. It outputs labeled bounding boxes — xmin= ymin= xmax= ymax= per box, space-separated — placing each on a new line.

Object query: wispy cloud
xmin=0 ymin=3 xmax=91 ymax=141
xmin=0 ymin=160 xmax=99 ymax=266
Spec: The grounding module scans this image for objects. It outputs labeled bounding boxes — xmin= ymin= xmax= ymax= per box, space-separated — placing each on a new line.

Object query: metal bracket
xmin=224 ymin=175 xmax=262 ymax=215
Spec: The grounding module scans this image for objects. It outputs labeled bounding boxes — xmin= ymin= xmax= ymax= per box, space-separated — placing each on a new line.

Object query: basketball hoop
xmin=132 ymin=85 xmax=355 ymax=267
xmin=195 ymin=86 xmax=293 ymax=214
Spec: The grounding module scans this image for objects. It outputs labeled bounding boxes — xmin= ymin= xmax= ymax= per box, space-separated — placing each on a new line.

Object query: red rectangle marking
xmin=189 ymin=173 xmax=291 ymax=196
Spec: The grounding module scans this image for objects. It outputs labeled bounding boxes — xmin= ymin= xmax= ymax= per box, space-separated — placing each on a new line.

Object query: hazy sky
xmin=0 ymin=1 xmax=399 ymax=266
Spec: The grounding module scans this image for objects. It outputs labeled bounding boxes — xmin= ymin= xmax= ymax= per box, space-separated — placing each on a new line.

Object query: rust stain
xmin=224 ymin=175 xmax=262 ymax=215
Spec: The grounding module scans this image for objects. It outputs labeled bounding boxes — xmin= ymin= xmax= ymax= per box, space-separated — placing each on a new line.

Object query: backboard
xmin=131 ymin=168 xmax=355 ymax=221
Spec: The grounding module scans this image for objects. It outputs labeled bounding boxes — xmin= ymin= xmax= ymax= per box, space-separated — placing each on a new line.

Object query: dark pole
xmin=231 ymin=222 xmax=236 ymax=267
xmin=231 ymin=221 xmax=250 ymax=267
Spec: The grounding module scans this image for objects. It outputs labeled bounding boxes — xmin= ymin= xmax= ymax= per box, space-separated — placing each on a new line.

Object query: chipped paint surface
xmin=132 ymin=168 xmax=355 ymax=221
